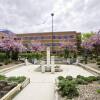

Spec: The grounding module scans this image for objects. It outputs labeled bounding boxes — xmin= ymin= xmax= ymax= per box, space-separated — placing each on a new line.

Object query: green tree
xmin=81 ymin=32 xmax=94 ymax=42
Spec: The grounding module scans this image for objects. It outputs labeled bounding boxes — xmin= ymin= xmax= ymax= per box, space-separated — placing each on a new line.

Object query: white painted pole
xmin=51 ymin=56 xmax=55 ymax=74
xmin=25 ymin=58 xmax=28 ymax=66
xmin=41 ymin=61 xmax=45 ymax=73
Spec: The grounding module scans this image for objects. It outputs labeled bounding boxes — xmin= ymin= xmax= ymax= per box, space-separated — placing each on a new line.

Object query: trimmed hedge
xmin=19 ymin=52 xmax=43 ymax=60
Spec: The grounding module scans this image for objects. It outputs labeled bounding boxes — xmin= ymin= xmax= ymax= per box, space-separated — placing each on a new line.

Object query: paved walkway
xmin=5 ymin=64 xmax=93 ymax=100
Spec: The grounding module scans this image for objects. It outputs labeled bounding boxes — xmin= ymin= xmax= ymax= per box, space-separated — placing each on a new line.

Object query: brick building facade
xmin=16 ymin=31 xmax=81 ymax=52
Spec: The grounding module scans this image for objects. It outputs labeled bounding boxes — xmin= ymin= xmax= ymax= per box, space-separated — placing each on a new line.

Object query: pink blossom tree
xmin=82 ymin=31 xmax=100 ymax=53
xmin=0 ymin=37 xmax=27 ymax=60
xmin=81 ymin=31 xmax=100 ymax=63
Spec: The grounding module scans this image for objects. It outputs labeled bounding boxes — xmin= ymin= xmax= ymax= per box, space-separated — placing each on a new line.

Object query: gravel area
xmin=73 ymin=82 xmax=100 ymax=100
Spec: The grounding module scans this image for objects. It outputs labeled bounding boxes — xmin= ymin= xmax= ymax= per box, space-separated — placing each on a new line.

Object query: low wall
xmin=78 ymin=63 xmax=100 ymax=75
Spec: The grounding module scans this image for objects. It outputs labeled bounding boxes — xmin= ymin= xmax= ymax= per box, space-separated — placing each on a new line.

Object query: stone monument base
xmin=35 ymin=65 xmax=63 ymax=72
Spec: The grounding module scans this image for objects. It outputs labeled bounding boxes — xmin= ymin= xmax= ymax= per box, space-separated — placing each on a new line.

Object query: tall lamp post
xmin=51 ymin=13 xmax=54 ymax=54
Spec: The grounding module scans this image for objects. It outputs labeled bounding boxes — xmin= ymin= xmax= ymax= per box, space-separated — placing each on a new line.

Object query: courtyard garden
xmin=0 ymin=31 xmax=99 ymax=100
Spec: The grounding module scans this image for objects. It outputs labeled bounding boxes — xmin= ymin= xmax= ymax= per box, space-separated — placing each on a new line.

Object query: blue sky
xmin=0 ymin=0 xmax=100 ymax=33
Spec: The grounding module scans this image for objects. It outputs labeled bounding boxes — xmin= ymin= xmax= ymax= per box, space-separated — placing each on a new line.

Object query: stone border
xmin=1 ymin=78 xmax=30 ymax=100
xmin=78 ymin=63 xmax=100 ymax=75
xmin=54 ymin=79 xmax=60 ymax=100
xmin=21 ymin=78 xmax=30 ymax=89
xmin=0 ymin=63 xmax=25 ymax=74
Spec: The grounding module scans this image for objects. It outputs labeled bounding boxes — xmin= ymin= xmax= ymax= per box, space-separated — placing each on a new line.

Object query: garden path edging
xmin=78 ymin=63 xmax=100 ymax=75
xmin=0 ymin=63 xmax=25 ymax=74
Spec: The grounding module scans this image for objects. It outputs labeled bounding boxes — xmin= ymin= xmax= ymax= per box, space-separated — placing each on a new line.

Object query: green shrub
xmin=0 ymin=74 xmax=6 ymax=80
xmin=4 ymin=59 xmax=11 ymax=65
xmin=96 ymin=89 xmax=100 ymax=93
xmin=97 ymin=57 xmax=100 ymax=62
xmin=58 ymin=79 xmax=66 ymax=92
xmin=19 ymin=52 xmax=43 ymax=60
xmin=59 ymin=81 xmax=79 ymax=99
xmin=7 ymin=76 xmax=26 ymax=83
xmin=58 ymin=76 xmax=64 ymax=80
xmin=87 ymin=76 xmax=97 ymax=81
xmin=77 ymin=75 xmax=85 ymax=79
xmin=82 ymin=76 xmax=97 ymax=83
xmin=75 ymin=78 xmax=88 ymax=85
xmin=58 ymin=77 xmax=79 ymax=99
xmin=96 ymin=76 xmax=100 ymax=80
xmin=0 ymin=53 xmax=6 ymax=62
xmin=66 ymin=76 xmax=73 ymax=81
xmin=76 ymin=75 xmax=97 ymax=83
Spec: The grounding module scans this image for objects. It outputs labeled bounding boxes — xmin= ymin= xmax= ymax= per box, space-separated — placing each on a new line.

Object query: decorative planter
xmin=1 ymin=78 xmax=30 ymax=100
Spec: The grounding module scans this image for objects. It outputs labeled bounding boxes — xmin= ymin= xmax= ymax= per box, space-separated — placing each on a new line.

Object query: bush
xmin=75 ymin=78 xmax=88 ymax=85
xmin=59 ymin=80 xmax=79 ymax=99
xmin=87 ymin=76 xmax=97 ymax=81
xmin=77 ymin=75 xmax=85 ymax=79
xmin=58 ymin=78 xmax=66 ymax=92
xmin=96 ymin=76 xmax=100 ymax=80
xmin=83 ymin=76 xmax=97 ymax=83
xmin=66 ymin=76 xmax=73 ymax=81
xmin=58 ymin=77 xmax=79 ymax=99
xmin=76 ymin=75 xmax=97 ymax=83
xmin=0 ymin=53 xmax=6 ymax=62
xmin=4 ymin=59 xmax=11 ymax=65
xmin=7 ymin=76 xmax=26 ymax=83
xmin=19 ymin=53 xmax=43 ymax=60
xmin=58 ymin=76 xmax=64 ymax=80
xmin=0 ymin=75 xmax=6 ymax=80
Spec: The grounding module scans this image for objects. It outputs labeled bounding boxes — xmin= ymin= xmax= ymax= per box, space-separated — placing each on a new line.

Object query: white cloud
xmin=0 ymin=0 xmax=100 ymax=33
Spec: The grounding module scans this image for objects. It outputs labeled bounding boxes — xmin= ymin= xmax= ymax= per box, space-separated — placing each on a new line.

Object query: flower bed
xmin=0 ymin=74 xmax=30 ymax=100
xmin=56 ymin=75 xmax=100 ymax=100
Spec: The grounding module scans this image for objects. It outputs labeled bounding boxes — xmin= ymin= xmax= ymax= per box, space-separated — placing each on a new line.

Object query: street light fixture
xmin=51 ymin=13 xmax=54 ymax=54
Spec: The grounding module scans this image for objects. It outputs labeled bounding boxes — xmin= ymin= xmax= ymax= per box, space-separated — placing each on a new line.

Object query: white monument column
xmin=47 ymin=47 xmax=51 ymax=68
xmin=51 ymin=56 xmax=55 ymax=74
